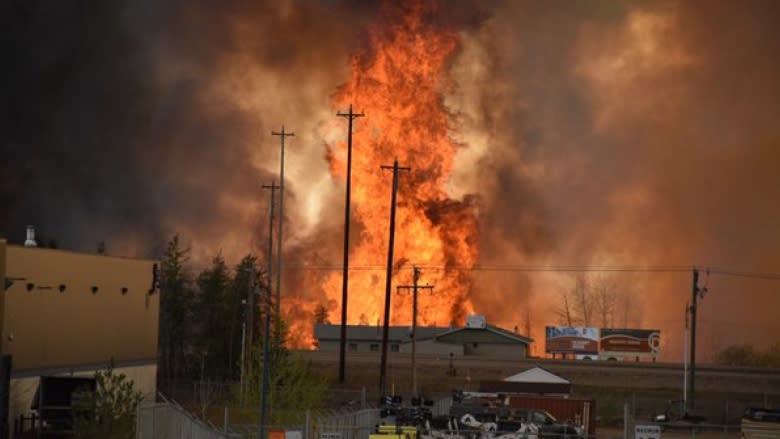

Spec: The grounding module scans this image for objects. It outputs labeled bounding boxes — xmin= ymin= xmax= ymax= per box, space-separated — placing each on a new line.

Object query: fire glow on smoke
xmin=283 ymin=2 xmax=479 ymax=346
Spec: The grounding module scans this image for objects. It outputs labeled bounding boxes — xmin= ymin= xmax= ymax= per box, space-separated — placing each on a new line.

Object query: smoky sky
xmin=0 ymin=0 xmax=373 ymax=255
xmin=2 ymin=0 xmax=780 ymax=357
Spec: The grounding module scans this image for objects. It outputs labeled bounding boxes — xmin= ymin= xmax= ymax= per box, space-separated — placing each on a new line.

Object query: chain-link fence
xmin=311 ymin=408 xmax=381 ymax=439
xmin=617 ymin=400 xmax=745 ymax=439
xmin=136 ymin=396 xmax=242 ymax=439
xmin=136 ymin=394 xmax=753 ymax=439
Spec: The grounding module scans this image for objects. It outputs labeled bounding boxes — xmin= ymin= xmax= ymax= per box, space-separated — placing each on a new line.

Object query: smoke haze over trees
xmin=2 ymin=0 xmax=780 ymax=360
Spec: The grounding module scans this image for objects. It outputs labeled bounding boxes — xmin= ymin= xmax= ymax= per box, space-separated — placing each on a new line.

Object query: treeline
xmin=155 ymin=235 xmax=329 ymax=424
xmin=715 ymin=343 xmax=780 ymax=368
xmin=157 ymin=235 xmax=267 ymax=388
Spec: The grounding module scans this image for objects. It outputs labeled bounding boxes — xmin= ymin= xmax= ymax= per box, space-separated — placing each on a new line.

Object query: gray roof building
xmin=314 ymin=315 xmax=533 ymax=360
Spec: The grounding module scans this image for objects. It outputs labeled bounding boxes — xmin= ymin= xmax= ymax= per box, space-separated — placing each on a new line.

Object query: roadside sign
xmin=545 ymin=326 xmax=600 ymax=355
xmin=634 ymin=424 xmax=661 ymax=439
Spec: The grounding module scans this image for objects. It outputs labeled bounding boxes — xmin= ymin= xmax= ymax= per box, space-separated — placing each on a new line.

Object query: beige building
xmin=0 ymin=236 xmax=159 ymax=430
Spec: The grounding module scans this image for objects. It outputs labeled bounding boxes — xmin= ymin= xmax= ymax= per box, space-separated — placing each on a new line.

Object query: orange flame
xmin=319 ymin=1 xmax=478 ymax=331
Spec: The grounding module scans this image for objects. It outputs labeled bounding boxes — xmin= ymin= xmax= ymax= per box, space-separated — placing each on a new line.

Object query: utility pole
xmin=688 ymin=267 xmax=706 ymax=414
xmin=271 ymin=127 xmax=294 ymax=346
xmin=396 ymin=265 xmax=433 ymax=397
xmin=379 ymin=158 xmax=410 ymax=397
xmin=243 ymin=254 xmax=255 ymax=399
xmin=259 ymin=181 xmax=279 ymax=439
xmin=682 ymin=301 xmax=689 ymax=416
xmin=337 ymin=104 xmax=364 ymax=384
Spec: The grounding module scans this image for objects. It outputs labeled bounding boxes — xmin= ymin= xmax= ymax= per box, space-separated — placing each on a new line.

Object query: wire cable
xmin=283 ymin=263 xmax=780 ymax=279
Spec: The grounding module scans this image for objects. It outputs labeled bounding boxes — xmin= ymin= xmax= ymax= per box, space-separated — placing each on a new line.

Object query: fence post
xmin=305 ymin=409 xmax=311 ymax=439
xmin=623 ymin=402 xmax=630 ymax=439
xmin=583 ymin=401 xmax=590 ymax=439
xmin=224 ymin=406 xmax=229 ymax=433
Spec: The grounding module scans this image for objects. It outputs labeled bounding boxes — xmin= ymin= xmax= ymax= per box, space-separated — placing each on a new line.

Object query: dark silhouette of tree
xmin=157 ymin=235 xmax=194 ymax=396
xmin=230 ymin=255 xmax=263 ymax=379
xmin=193 ymin=253 xmax=232 ymax=379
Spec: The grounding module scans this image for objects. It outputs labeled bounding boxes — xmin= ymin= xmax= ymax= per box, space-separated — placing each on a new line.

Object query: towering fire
xmin=320 ymin=1 xmax=478 ymax=328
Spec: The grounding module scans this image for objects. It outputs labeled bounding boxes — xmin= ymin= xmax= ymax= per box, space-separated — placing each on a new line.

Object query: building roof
xmin=6 ymin=243 xmax=157 ymax=263
xmin=314 ymin=323 xmax=450 ymax=343
xmin=503 ymin=366 xmax=569 ymax=384
xmin=425 ymin=325 xmax=533 ymax=345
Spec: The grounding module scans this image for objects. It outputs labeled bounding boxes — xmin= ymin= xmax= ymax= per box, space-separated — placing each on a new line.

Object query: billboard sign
xmin=545 ymin=326 xmax=600 ymax=355
xmin=600 ymin=329 xmax=660 ymax=356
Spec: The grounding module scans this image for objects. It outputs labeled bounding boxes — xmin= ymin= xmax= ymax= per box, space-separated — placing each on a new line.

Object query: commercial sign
xmin=600 ymin=329 xmax=660 ymax=355
xmin=545 ymin=327 xmax=599 ymax=355
xmin=634 ymin=424 xmax=661 ymax=439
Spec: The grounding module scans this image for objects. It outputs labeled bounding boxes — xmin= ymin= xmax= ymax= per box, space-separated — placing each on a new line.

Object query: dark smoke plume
xmin=3 ymin=0 xmax=779 ymax=358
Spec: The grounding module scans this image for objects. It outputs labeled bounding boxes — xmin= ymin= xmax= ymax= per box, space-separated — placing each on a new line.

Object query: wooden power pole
xmin=379 ymin=158 xmax=409 ymax=397
xmin=271 ymin=127 xmax=294 ymax=345
xmin=687 ymin=267 xmax=706 ymax=414
xmin=259 ymin=181 xmax=279 ymax=439
xmin=397 ymin=265 xmax=433 ymax=397
xmin=337 ymin=105 xmax=364 ymax=384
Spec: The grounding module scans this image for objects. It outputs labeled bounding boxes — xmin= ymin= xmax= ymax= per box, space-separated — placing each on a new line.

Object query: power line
xmin=708 ymin=267 xmax=780 ymax=280
xmin=278 ymin=264 xmax=780 ymax=279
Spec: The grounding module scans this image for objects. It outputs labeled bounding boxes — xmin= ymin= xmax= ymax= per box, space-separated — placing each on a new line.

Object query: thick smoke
xmin=3 ymin=1 xmax=779 ymax=358
xmin=1 ymin=0 xmax=371 ymax=260
xmin=448 ymin=0 xmax=780 ymax=358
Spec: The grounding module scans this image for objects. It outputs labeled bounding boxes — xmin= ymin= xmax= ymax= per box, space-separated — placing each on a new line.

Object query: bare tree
xmin=572 ymin=274 xmax=592 ymax=326
xmin=556 ymin=287 xmax=574 ymax=326
xmin=593 ymin=275 xmax=617 ymax=328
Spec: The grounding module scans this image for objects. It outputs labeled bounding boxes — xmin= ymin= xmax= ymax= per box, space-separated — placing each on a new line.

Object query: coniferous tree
xmin=72 ymin=364 xmax=143 ymax=439
xmin=231 ymin=255 xmax=261 ymax=379
xmin=194 ymin=253 xmax=232 ymax=378
xmin=158 ymin=235 xmax=194 ymax=394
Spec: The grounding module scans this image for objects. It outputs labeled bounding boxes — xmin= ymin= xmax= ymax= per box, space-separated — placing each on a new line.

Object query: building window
xmin=348 ymin=343 xmax=358 ymax=352
xmin=370 ymin=343 xmax=379 ymax=352
xmin=391 ymin=344 xmax=400 ymax=352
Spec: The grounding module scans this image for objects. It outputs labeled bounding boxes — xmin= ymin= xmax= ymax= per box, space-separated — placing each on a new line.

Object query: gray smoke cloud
xmin=448 ymin=0 xmax=780 ymax=358
xmin=3 ymin=0 xmax=778 ymax=357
